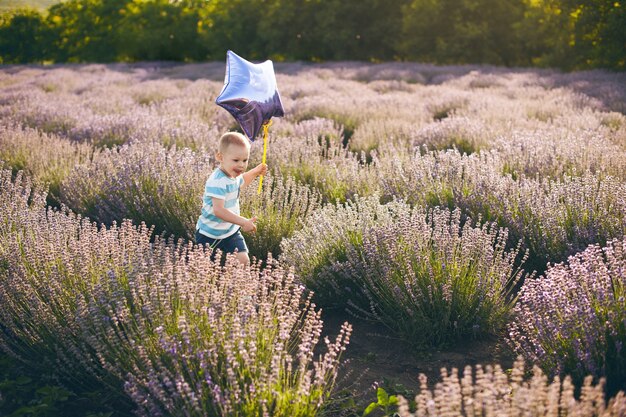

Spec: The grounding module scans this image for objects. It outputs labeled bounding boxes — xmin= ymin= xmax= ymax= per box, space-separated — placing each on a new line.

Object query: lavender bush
xmin=375 ymin=147 xmax=505 ymax=211
xmin=396 ymin=358 xmax=626 ymax=417
xmin=508 ymin=237 xmax=626 ymax=394
xmin=2 ymin=62 xmax=626 ymax=408
xmin=0 ymin=168 xmax=351 ymax=416
xmin=0 ymin=169 xmax=46 ymax=241
xmin=282 ymin=197 xmax=525 ymax=346
xmin=410 ymin=116 xmax=491 ymax=155
xmin=1 ymin=67 xmax=226 ymax=149
xmin=338 ymin=207 xmax=525 ymax=346
xmin=240 ymin=174 xmax=322 ymax=261
xmin=280 ymin=195 xmax=409 ymax=303
xmin=269 ymin=123 xmax=379 ymax=203
xmin=379 ymin=148 xmax=626 ymax=271
xmin=0 ymin=169 xmax=126 ymax=397
xmin=492 ymin=124 xmax=626 ymax=181
xmin=122 ymin=256 xmax=351 ymax=417
xmin=0 ymin=122 xmax=96 ymax=204
xmin=59 ymin=141 xmax=322 ymax=258
xmin=60 ymin=141 xmax=214 ymax=240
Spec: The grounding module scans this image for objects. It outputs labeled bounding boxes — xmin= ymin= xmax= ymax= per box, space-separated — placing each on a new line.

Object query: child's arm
xmin=212 ymin=198 xmax=257 ymax=232
xmin=242 ymin=163 xmax=268 ymax=188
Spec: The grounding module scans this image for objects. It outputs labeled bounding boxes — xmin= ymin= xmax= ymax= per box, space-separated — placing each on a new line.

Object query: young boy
xmin=195 ymin=132 xmax=267 ymax=265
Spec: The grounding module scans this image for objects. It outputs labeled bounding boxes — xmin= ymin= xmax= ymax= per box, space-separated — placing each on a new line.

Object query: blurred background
xmin=0 ymin=0 xmax=624 ymax=70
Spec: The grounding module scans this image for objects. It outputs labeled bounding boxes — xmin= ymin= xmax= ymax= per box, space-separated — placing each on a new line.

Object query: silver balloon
xmin=215 ymin=50 xmax=285 ymax=141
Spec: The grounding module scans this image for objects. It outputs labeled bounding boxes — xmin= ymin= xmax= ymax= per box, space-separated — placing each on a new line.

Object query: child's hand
xmin=256 ymin=163 xmax=268 ymax=176
xmin=242 ymin=216 xmax=257 ymax=233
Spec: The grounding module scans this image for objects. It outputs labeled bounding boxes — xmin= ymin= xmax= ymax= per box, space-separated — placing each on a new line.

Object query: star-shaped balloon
xmin=215 ymin=50 xmax=285 ymax=141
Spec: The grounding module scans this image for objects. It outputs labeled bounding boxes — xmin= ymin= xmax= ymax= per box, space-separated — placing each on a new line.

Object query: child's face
xmin=217 ymin=143 xmax=250 ymax=178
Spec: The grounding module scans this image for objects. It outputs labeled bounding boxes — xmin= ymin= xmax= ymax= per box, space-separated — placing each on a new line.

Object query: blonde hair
xmin=218 ymin=132 xmax=250 ymax=154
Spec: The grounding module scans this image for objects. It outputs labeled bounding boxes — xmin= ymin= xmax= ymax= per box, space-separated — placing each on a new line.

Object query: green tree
xmin=0 ymin=8 xmax=50 ymax=63
xmin=516 ymin=0 xmax=570 ymax=67
xmin=0 ymin=0 xmax=623 ymax=70
xmin=520 ymin=0 xmax=625 ymax=70
xmin=117 ymin=0 xmax=205 ymax=61
xmin=202 ymin=0 xmax=267 ymax=61
xmin=400 ymin=0 xmax=528 ymax=66
xmin=258 ymin=0 xmax=408 ymax=61
xmin=257 ymin=0 xmax=323 ymax=61
xmin=46 ymin=0 xmax=130 ymax=62
xmin=567 ymin=0 xmax=625 ymax=69
xmin=311 ymin=0 xmax=409 ymax=61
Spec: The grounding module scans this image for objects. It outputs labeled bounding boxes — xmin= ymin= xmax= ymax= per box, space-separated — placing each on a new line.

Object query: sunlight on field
xmin=0 ymin=0 xmax=58 ymax=11
xmin=1 ymin=62 xmax=625 ymax=416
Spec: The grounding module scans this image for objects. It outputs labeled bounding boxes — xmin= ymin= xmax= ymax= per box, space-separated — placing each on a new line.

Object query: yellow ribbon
xmin=257 ymin=120 xmax=272 ymax=194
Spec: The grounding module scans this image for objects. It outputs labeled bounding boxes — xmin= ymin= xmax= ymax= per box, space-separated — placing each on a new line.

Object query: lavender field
xmin=1 ymin=62 xmax=626 ymax=416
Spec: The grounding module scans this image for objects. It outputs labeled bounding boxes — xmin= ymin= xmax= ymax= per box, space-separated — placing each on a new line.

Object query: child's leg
xmin=235 ymin=251 xmax=250 ymax=265
xmin=195 ymin=230 xmax=220 ymax=261
xmin=221 ymin=230 xmax=250 ymax=266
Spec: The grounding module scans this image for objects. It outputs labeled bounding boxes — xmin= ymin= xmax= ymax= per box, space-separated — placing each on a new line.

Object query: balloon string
xmin=257 ymin=120 xmax=272 ymax=195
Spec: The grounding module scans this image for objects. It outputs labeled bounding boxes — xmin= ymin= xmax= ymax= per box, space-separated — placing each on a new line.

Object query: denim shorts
xmin=195 ymin=229 xmax=248 ymax=255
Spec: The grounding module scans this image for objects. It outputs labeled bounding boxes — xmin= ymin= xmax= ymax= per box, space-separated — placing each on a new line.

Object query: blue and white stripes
xmin=196 ymin=169 xmax=244 ymax=239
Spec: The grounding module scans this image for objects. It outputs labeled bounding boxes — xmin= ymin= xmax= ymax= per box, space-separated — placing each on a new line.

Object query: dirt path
xmin=322 ymin=309 xmax=516 ymax=407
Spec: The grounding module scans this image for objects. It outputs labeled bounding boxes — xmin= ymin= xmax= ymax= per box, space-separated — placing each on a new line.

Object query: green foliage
xmin=0 ymin=353 xmax=117 ymax=417
xmin=45 ymin=0 xmax=128 ymax=62
xmin=13 ymin=0 xmax=209 ymax=62
xmin=362 ymin=388 xmax=399 ymax=417
xmin=203 ymin=0 xmax=266 ymax=60
xmin=117 ymin=0 xmax=205 ymax=61
xmin=401 ymin=0 xmax=528 ymax=66
xmin=565 ymin=0 xmax=626 ymax=70
xmin=0 ymin=8 xmax=49 ymax=63
xmin=520 ymin=0 xmax=626 ymax=70
xmin=0 ymin=0 xmax=623 ymax=69
xmin=258 ymin=0 xmax=409 ymax=61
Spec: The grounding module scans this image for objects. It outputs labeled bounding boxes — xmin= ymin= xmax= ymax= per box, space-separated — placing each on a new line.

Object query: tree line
xmin=0 ymin=0 xmax=624 ymax=70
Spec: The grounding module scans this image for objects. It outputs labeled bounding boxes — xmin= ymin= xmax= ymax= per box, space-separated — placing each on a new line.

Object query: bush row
xmin=0 ymin=169 xmax=350 ymax=416
xmin=1 ymin=0 xmax=624 ymax=70
xmin=1 ymin=64 xmax=625 ymax=399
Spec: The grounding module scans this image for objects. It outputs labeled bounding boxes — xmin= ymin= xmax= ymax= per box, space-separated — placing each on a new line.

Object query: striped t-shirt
xmin=196 ymin=168 xmax=245 ymax=239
